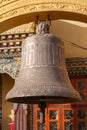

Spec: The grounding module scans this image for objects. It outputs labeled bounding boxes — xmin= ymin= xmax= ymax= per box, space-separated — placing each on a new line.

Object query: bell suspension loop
xmin=36 ymin=16 xmax=51 ymax=34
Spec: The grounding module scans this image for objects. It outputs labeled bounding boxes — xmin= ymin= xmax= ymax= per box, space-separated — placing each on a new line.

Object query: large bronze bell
xmin=6 ymin=22 xmax=81 ymax=104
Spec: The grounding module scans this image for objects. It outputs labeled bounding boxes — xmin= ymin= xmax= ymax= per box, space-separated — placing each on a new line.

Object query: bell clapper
xmin=38 ymin=102 xmax=47 ymax=130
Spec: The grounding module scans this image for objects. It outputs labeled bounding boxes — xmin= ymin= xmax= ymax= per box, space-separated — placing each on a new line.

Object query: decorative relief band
xmin=0 ymin=33 xmax=87 ymax=78
xmin=0 ymin=57 xmax=87 ymax=79
xmin=0 ymin=1 xmax=87 ymax=22
xmin=0 ymin=0 xmax=19 ymax=7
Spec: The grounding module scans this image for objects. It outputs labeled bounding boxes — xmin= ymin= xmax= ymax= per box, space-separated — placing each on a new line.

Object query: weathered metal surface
xmin=0 ymin=33 xmax=87 ymax=78
xmin=6 ymin=28 xmax=81 ymax=103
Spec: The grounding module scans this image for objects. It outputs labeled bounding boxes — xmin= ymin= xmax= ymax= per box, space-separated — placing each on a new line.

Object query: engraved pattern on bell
xmin=6 ymin=32 xmax=81 ymax=103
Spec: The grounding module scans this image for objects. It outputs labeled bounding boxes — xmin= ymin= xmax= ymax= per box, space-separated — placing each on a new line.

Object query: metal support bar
xmin=38 ymin=102 xmax=47 ymax=130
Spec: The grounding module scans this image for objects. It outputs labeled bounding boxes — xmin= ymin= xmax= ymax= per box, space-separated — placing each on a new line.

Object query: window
xmin=34 ymin=78 xmax=87 ymax=130
xmin=34 ymin=106 xmax=60 ymax=130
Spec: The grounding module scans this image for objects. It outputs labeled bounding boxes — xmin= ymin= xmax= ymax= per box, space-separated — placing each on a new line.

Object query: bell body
xmin=6 ymin=34 xmax=81 ymax=104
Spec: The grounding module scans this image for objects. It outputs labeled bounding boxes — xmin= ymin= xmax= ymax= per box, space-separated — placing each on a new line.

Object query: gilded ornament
xmin=0 ymin=1 xmax=87 ymax=23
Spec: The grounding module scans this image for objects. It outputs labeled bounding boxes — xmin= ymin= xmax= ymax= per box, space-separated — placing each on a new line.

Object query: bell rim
xmin=6 ymin=96 xmax=81 ymax=104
